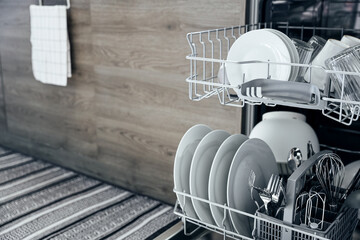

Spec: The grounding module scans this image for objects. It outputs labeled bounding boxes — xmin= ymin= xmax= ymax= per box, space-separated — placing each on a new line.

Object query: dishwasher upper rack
xmin=186 ymin=22 xmax=360 ymax=125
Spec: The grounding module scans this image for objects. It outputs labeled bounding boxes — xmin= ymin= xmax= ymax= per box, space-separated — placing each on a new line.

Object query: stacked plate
xmin=226 ymin=29 xmax=299 ymax=96
xmin=173 ymin=124 xmax=278 ymax=237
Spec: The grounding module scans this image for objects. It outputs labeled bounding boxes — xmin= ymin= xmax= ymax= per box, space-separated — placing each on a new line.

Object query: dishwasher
xmin=171 ymin=0 xmax=360 ymax=239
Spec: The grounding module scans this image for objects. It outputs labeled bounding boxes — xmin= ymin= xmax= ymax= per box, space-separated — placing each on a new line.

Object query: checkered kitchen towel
xmin=30 ymin=5 xmax=71 ymax=86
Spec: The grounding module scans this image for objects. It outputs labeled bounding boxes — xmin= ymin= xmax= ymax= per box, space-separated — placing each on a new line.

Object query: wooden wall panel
xmin=0 ymin=0 xmax=245 ymax=203
xmin=0 ymin=55 xmax=6 ymax=131
xmin=0 ymin=0 xmax=97 ymax=159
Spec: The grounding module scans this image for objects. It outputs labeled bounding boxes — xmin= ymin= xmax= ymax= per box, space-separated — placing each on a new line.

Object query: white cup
xmin=304 ymin=39 xmax=349 ymax=91
xmin=341 ymin=35 xmax=360 ymax=47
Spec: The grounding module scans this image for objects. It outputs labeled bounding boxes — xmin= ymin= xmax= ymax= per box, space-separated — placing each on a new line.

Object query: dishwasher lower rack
xmin=186 ymin=22 xmax=360 ymax=125
xmin=173 ymin=152 xmax=359 ymax=240
xmin=173 ymin=190 xmax=359 ymax=240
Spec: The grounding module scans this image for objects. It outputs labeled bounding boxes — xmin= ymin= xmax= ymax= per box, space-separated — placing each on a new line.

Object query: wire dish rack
xmin=173 ymin=151 xmax=360 ymax=240
xmin=186 ymin=22 xmax=360 ymax=125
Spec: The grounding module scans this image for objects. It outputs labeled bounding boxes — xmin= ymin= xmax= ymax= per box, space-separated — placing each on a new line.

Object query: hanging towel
xmin=29 ymin=5 xmax=71 ymax=86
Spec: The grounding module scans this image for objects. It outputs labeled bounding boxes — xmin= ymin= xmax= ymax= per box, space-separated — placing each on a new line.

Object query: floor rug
xmin=0 ymin=147 xmax=178 ymax=240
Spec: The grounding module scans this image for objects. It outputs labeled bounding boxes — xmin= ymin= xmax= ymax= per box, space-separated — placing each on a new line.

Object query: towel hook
xmin=39 ymin=0 xmax=71 ymax=9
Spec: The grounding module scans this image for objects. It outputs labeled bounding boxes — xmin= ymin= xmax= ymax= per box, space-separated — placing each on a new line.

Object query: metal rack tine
xmin=182 ymin=190 xmax=187 ymax=216
xmin=183 ymin=217 xmax=201 ymax=236
xmin=221 ymin=203 xmax=228 ymax=240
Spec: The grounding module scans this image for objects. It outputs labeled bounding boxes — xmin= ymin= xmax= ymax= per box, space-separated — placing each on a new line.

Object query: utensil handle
xmin=341 ymin=168 xmax=360 ymax=201
xmin=240 ymin=79 xmax=321 ymax=105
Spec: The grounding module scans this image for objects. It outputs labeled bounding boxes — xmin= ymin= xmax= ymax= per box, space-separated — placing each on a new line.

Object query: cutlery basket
xmin=255 ymin=205 xmax=358 ymax=240
xmin=254 ymin=151 xmax=360 ymax=240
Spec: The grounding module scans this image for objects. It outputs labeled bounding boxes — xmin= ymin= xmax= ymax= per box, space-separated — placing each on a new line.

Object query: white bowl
xmin=249 ymin=111 xmax=320 ymax=163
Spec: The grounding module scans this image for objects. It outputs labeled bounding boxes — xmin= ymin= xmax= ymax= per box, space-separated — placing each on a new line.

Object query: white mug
xmin=304 ymin=39 xmax=349 ymax=91
xmin=341 ymin=35 xmax=360 ymax=47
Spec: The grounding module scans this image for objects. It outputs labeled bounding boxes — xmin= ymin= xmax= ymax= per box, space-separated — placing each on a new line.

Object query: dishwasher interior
xmin=171 ymin=1 xmax=360 ymax=239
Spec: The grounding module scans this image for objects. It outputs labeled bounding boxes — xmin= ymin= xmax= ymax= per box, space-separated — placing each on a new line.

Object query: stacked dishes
xmin=226 ymin=29 xmax=299 ymax=96
xmin=174 ymin=124 xmax=278 ymax=237
xmin=209 ymin=134 xmax=248 ymax=230
xmin=227 ymin=138 xmax=278 ymax=236
xmin=173 ymin=124 xmax=212 ymax=218
xmin=189 ymin=129 xmax=230 ymax=225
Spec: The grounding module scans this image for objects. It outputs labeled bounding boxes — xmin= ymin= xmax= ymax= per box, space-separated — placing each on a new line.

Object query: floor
xmin=1 ymin=145 xmax=359 ymax=240
xmin=0 ymin=146 xmax=179 ymax=240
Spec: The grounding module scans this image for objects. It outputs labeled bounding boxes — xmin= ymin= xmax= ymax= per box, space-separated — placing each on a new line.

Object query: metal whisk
xmin=315 ymin=153 xmax=345 ymax=211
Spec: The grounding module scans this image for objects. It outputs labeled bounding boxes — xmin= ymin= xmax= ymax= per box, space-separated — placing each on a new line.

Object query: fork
xmin=249 ymin=172 xmax=283 ymax=215
xmin=272 ymin=177 xmax=283 ymax=203
xmin=259 ymin=175 xmax=274 ymax=215
xmin=248 ymin=170 xmax=265 ymax=193
xmin=260 ymin=174 xmax=282 ymax=215
xmin=248 ymin=170 xmax=262 ymax=209
xmin=272 ymin=177 xmax=285 ymax=216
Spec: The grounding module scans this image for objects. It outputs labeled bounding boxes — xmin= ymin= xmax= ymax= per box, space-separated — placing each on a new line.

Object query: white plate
xmin=342 ymin=160 xmax=360 ymax=189
xmin=226 ymin=29 xmax=292 ymax=95
xmin=265 ymin=29 xmax=299 ymax=82
xmin=208 ymin=134 xmax=248 ymax=230
xmin=227 ymin=138 xmax=278 ymax=237
xmin=189 ymin=130 xmax=230 ymax=224
xmin=173 ymin=124 xmax=212 ymax=218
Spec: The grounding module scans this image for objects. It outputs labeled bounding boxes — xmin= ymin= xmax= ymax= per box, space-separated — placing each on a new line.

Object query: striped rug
xmin=0 ymin=147 xmax=179 ymax=240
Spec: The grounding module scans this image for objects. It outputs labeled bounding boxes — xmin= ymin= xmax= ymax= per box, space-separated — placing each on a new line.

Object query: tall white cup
xmin=341 ymin=35 xmax=360 ymax=47
xmin=304 ymin=39 xmax=349 ymax=91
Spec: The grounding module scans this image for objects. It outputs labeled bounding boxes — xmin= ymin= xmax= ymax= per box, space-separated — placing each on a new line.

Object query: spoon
xmin=307 ymin=141 xmax=315 ymax=159
xmin=339 ymin=190 xmax=360 ymax=213
xmin=288 ymin=147 xmax=303 ymax=172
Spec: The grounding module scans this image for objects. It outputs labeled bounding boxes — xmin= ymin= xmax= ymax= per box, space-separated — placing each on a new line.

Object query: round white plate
xmin=265 ymin=29 xmax=299 ymax=82
xmin=208 ymin=134 xmax=248 ymax=230
xmin=189 ymin=130 xmax=230 ymax=225
xmin=173 ymin=124 xmax=212 ymax=218
xmin=342 ymin=160 xmax=360 ymax=189
xmin=226 ymin=29 xmax=292 ymax=95
xmin=227 ymin=138 xmax=278 ymax=237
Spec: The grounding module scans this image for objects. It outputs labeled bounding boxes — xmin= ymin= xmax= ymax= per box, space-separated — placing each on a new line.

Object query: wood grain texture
xmin=0 ymin=0 xmax=245 ymax=203
xmin=0 ymin=0 xmax=97 ymax=160
xmin=0 ymin=51 xmax=6 ymax=131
